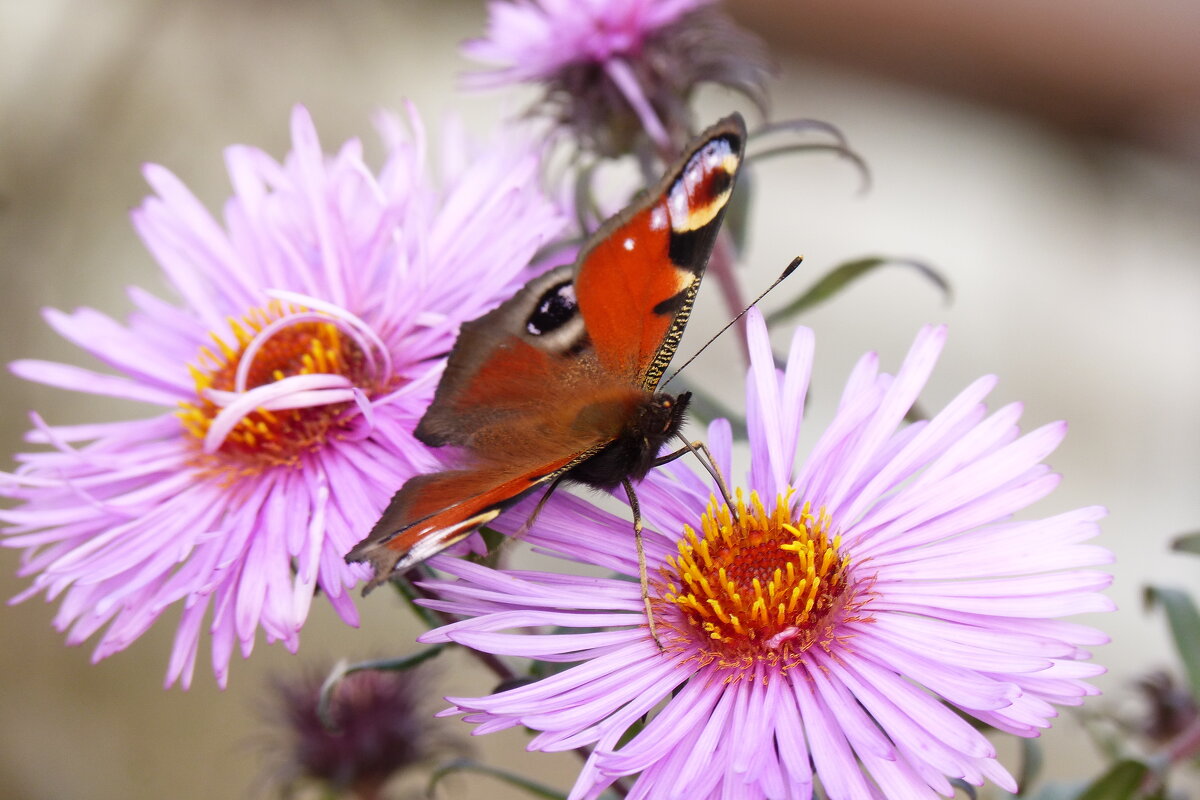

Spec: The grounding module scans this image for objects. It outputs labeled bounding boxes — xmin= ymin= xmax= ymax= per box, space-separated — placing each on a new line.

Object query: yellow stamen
xmin=179 ymin=300 xmax=389 ymax=479
xmin=653 ymin=491 xmax=863 ymax=676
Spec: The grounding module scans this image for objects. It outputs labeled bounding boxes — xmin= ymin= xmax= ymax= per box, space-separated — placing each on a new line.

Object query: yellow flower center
xmin=657 ymin=491 xmax=864 ymax=673
xmin=179 ymin=300 xmax=388 ymax=477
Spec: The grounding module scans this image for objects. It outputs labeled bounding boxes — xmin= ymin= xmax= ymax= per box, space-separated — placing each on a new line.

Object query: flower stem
xmin=604 ymin=57 xmax=670 ymax=152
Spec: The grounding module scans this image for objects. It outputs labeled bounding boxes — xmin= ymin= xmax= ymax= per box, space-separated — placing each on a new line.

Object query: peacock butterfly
xmin=347 ymin=114 xmax=746 ymax=592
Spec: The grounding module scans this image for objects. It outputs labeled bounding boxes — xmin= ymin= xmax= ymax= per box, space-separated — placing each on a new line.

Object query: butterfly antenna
xmin=662 ymin=256 xmax=802 ymax=388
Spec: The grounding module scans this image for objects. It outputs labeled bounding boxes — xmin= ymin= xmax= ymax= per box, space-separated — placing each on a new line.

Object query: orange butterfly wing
xmin=576 ymin=114 xmax=745 ymax=389
xmin=347 ymin=115 xmax=746 ymax=589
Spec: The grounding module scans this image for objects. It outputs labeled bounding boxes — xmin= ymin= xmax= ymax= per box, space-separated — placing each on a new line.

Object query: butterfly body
xmin=348 ymin=114 xmax=746 ymax=591
xmin=562 ymin=389 xmax=690 ymax=488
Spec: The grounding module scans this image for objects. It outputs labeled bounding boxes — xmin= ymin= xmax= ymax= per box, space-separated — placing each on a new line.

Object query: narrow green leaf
xmin=766 ymin=256 xmax=952 ymax=324
xmin=427 ymin=758 xmax=567 ymax=800
xmin=1171 ymin=531 xmax=1200 ymax=556
xmin=317 ymin=647 xmax=447 ymax=730
xmin=1144 ymin=586 xmax=1200 ymax=699
xmin=1074 ymin=759 xmax=1149 ymax=800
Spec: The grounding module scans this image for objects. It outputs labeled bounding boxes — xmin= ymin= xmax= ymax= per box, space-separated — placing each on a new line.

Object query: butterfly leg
xmin=655 ymin=435 xmax=738 ymax=518
xmin=511 ymin=473 xmax=567 ymax=543
xmin=622 ymin=478 xmax=664 ymax=651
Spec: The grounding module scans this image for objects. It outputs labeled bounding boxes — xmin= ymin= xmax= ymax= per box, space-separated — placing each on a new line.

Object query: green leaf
xmin=317 ymin=647 xmax=447 ymax=730
xmin=1171 ymin=530 xmax=1200 ymax=556
xmin=1144 ymin=586 xmax=1200 ymax=699
xmin=766 ymin=256 xmax=952 ymax=324
xmin=1074 ymin=760 xmax=1149 ymax=800
xmin=427 ymin=758 xmax=567 ymax=800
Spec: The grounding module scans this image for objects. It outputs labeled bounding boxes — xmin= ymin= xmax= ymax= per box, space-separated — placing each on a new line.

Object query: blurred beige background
xmin=1 ymin=1 xmax=1198 ymax=798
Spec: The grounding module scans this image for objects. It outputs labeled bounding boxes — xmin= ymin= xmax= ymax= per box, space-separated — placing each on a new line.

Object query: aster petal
xmin=807 ymin=663 xmax=896 ymax=761
xmin=6 ymin=104 xmax=567 ymax=687
xmin=446 ymin=625 xmax=645 ymax=656
xmin=839 ymin=373 xmax=997 ymax=524
xmin=838 ymin=349 xmax=880 ymax=410
xmin=779 ymin=323 xmax=814 ymax=469
xmin=42 ymin=307 xmax=194 ymax=393
xmin=663 ymin=684 xmax=737 ymax=798
xmin=822 ymin=324 xmax=947 ymax=517
xmin=524 ymin=655 xmax=682 ymax=747
xmin=793 ymin=374 xmax=885 ymax=504
xmin=746 ymin=307 xmax=788 ymax=496
xmin=791 ymin=668 xmax=878 ymax=800
xmin=10 ymin=359 xmax=183 ymax=405
xmin=16 ymin=413 xmax=176 ymax=448
xmin=818 ymin=651 xmax=996 ymax=763
xmin=705 ymin=416 xmax=734 ymax=483
xmin=541 ymin=656 xmax=687 ymax=753
xmin=870 ymin=506 xmax=1110 ymax=578
xmin=599 ymin=674 xmax=723 ymax=775
xmin=418 ymin=323 xmax=1111 ymax=799
xmin=847 ymin=422 xmax=1068 ymax=554
xmin=135 ymin=165 xmax=254 ymax=324
xmin=167 ymin=598 xmax=208 ymax=689
xmin=126 ymin=286 xmax=209 ymax=350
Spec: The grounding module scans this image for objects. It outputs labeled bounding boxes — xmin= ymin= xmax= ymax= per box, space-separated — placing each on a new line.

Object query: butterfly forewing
xmin=574 ymin=114 xmax=746 ymax=391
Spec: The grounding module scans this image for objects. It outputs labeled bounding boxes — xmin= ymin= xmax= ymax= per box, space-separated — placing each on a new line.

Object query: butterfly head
xmin=639 ymin=391 xmax=691 ymax=441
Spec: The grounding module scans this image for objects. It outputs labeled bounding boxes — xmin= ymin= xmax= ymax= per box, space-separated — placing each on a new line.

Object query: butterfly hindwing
xmin=346 ymin=452 xmax=577 ymax=589
xmin=414 ymin=265 xmax=585 ymax=448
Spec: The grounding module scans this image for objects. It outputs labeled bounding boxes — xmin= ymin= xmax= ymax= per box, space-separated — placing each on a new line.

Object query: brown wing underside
xmin=413 ymin=265 xmax=594 ymax=448
xmin=345 ymin=450 xmax=578 ymax=592
xmin=415 ymin=114 xmax=745 ymax=449
xmin=347 ymin=385 xmax=651 ymax=590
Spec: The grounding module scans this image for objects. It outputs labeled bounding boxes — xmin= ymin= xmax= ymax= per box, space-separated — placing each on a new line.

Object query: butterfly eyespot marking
xmin=667 ymin=136 xmax=740 ymax=235
xmin=526 ymin=281 xmax=578 ymax=336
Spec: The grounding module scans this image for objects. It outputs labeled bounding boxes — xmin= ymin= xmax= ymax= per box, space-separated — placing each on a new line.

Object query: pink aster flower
xmin=467 ymin=0 xmax=709 ymax=86
xmin=2 ymin=105 xmax=566 ymax=688
xmin=465 ymin=0 xmax=771 ymax=157
xmin=418 ymin=309 xmax=1114 ymax=799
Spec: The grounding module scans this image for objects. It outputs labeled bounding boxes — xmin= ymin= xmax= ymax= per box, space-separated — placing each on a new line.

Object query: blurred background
xmin=1 ymin=1 xmax=1198 ymax=797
